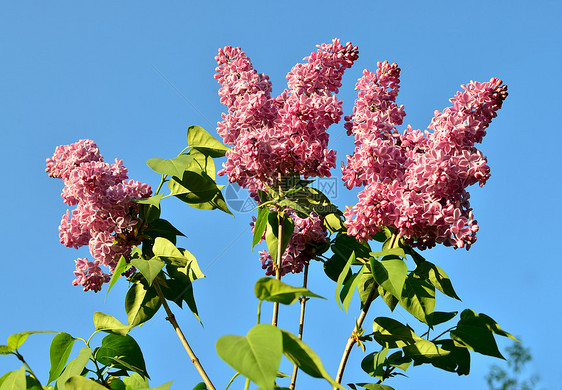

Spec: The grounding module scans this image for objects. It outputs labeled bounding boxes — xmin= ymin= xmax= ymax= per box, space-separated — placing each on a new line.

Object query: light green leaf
xmin=361 ymin=348 xmax=389 ymax=379
xmin=370 ymin=258 xmax=408 ymax=300
xmin=131 ymin=194 xmax=164 ymax=209
xmin=370 ymin=247 xmax=406 ymax=259
xmin=93 ymin=312 xmax=131 ymax=336
xmin=56 ymin=347 xmax=91 ymax=390
xmin=323 ymin=213 xmax=345 ymax=234
xmin=348 ymin=383 xmax=394 ymax=390
xmin=377 ymin=285 xmax=398 ymax=311
xmin=146 ymin=154 xmax=194 ymax=178
xmin=265 ymin=212 xmax=294 ymax=265
xmin=402 ymin=339 xmax=451 ymax=360
xmin=254 ymin=277 xmax=324 ymax=305
xmin=122 ymin=372 xmax=148 ymax=389
xmin=64 ymin=376 xmax=108 ymax=390
xmin=125 ymin=282 xmax=161 ymax=327
xmin=6 ymin=331 xmax=55 ymax=351
xmin=130 ymin=258 xmax=165 ymax=286
xmin=398 ymin=274 xmax=435 ymax=324
xmin=216 ymin=324 xmax=282 ymax=390
xmin=96 ymin=334 xmax=148 ymax=378
xmin=186 ymin=125 xmax=229 ymax=157
xmin=340 ymin=265 xmax=366 ymax=313
xmin=335 ymin=252 xmax=355 ymax=311
xmin=48 ymin=333 xmax=76 ymax=384
xmin=0 ymin=367 xmax=25 ymax=390
xmin=106 ymin=255 xmax=132 ymax=300
xmin=185 ymin=148 xmax=216 ymax=179
xmin=280 ymin=330 xmax=344 ymax=389
xmin=253 ymin=207 xmax=270 ymax=248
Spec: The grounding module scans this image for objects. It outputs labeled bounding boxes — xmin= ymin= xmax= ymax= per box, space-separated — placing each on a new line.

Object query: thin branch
xmin=289 ymin=262 xmax=310 ymax=389
xmin=153 ymin=281 xmax=216 ymax=390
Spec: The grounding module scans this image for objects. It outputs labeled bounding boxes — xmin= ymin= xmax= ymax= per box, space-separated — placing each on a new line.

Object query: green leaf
xmin=146 ymin=154 xmax=194 ymax=178
xmin=361 ymin=348 xmax=389 ymax=379
xmin=323 ymin=213 xmax=345 ymax=234
xmin=186 ymin=125 xmax=229 ymax=157
xmin=324 ymin=252 xmax=352 ymax=283
xmin=0 ymin=345 xmax=12 ymax=355
xmin=64 ymin=376 xmax=108 ymax=390
xmin=280 ymin=330 xmax=343 ymax=389
xmin=430 ymin=339 xmax=471 ymax=375
xmin=372 ymin=317 xmax=423 ymax=349
xmin=265 ymin=212 xmax=294 ymax=265
xmin=125 ymin=282 xmax=161 ymax=327
xmin=370 ymin=258 xmax=407 ymax=300
xmin=48 ymin=332 xmax=76 ymax=384
xmin=377 ymin=285 xmax=398 ymax=311
xmin=108 ymin=378 xmax=126 ymax=390
xmin=449 ymin=310 xmax=515 ymax=359
xmin=56 ymin=347 xmax=91 ymax=390
xmin=357 ymin=272 xmax=378 ymax=308
xmin=96 ymin=334 xmax=148 ymax=378
xmin=427 ymin=311 xmax=458 ymax=327
xmin=131 ymin=194 xmax=163 ymax=209
xmin=122 ymin=373 xmax=148 ymax=389
xmin=331 ymin=233 xmax=372 ymax=264
xmin=370 ymin=248 xmax=406 ymax=259
xmin=398 ymin=274 xmax=435 ymax=324
xmin=414 ymin=262 xmax=460 ymax=301
xmin=335 ymin=252 xmax=355 ymax=311
xmin=143 ymin=218 xmax=185 ymax=244
xmin=253 ymin=207 xmax=270 ymax=248
xmin=402 ymin=339 xmax=451 ymax=361
xmin=254 ymin=277 xmax=324 ymax=305
xmin=106 ymin=255 xmax=132 ymax=300
xmin=169 ymin=174 xmax=232 ymax=215
xmin=191 ymin=383 xmax=207 ymax=390
xmin=93 ymin=312 xmax=131 ymax=336
xmin=6 ymin=331 xmax=55 ymax=350
xmin=0 ymin=367 xmax=25 ymax=390
xmin=386 ymin=351 xmax=412 ymax=372
xmin=348 ymin=384 xmax=394 ymax=390
xmin=216 ymin=324 xmax=282 ymax=390
xmin=185 ymin=148 xmax=216 ymax=179
xmin=131 ymin=258 xmax=165 ymax=286
xmin=25 ymin=376 xmax=42 ymax=390
xmin=340 ymin=265 xmax=366 ymax=313
xmin=162 ymin=269 xmax=201 ymax=322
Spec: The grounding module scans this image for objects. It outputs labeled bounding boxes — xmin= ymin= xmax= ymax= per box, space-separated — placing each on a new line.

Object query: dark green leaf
xmin=386 ymin=351 xmax=412 ymax=372
xmin=186 ymin=125 xmax=229 ymax=157
xmin=378 ymin=285 xmax=398 ymax=311
xmin=398 ymin=274 xmax=435 ymax=324
xmin=162 ymin=268 xmax=201 ymax=322
xmin=191 ymin=383 xmax=207 ymax=390
xmin=146 ymin=154 xmax=194 ymax=178
xmin=414 ymin=262 xmax=460 ymax=301
xmin=280 ymin=330 xmax=343 ymax=389
xmin=372 ymin=317 xmax=423 ymax=349
xmin=0 ymin=345 xmax=12 ymax=355
xmin=253 ymin=207 xmax=270 ymax=248
xmin=254 ymin=277 xmax=324 ymax=305
xmin=216 ymin=324 xmax=282 ymax=390
xmin=144 ymin=218 xmax=185 ymax=244
xmin=431 ymin=339 xmax=471 ymax=375
xmin=370 ymin=258 xmax=407 ymax=300
xmin=427 ymin=311 xmax=458 ymax=327
xmin=48 ymin=332 xmax=75 ymax=384
xmin=331 ymin=233 xmax=371 ymax=264
xmin=131 ymin=194 xmax=164 ymax=209
xmin=130 ymin=258 xmax=165 ymax=286
xmin=361 ymin=348 xmax=389 ymax=378
xmin=348 ymin=384 xmax=394 ymax=390
xmin=56 ymin=347 xmax=91 ymax=390
xmin=125 ymin=282 xmax=161 ymax=327
xmin=324 ymin=252 xmax=352 ymax=283
xmin=96 ymin=334 xmax=148 ymax=378
xmin=357 ymin=272 xmax=378 ymax=308
xmin=108 ymin=378 xmax=126 ymax=390
xmin=265 ymin=212 xmax=294 ymax=265
xmin=93 ymin=312 xmax=131 ymax=336
xmin=25 ymin=376 xmax=42 ymax=390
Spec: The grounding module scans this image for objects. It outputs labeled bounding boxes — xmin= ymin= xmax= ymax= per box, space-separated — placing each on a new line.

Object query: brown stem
xmin=153 ymin=281 xmax=216 ymax=390
xmin=333 ymin=232 xmax=400 ymax=388
xmin=289 ymin=262 xmax=309 ymax=390
xmin=333 ymin=284 xmax=378 ymax=389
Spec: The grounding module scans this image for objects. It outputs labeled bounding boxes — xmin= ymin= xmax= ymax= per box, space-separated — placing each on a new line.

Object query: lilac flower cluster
xmin=215 ymin=38 xmax=359 ymax=193
xmin=252 ymin=211 xmax=329 ymax=276
xmin=343 ymin=62 xmax=507 ymax=249
xmin=46 ymin=140 xmax=152 ymax=291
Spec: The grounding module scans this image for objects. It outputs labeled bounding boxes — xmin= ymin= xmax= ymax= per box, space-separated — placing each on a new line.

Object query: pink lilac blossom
xmin=251 ymin=210 xmax=329 ymax=276
xmin=343 ymin=62 xmax=507 ymax=250
xmin=46 ymin=140 xmax=152 ymax=291
xmin=215 ymin=38 xmax=359 ymax=194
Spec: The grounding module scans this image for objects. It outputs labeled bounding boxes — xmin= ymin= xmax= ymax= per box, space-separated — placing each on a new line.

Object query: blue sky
xmin=1 ymin=1 xmax=561 ymax=389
